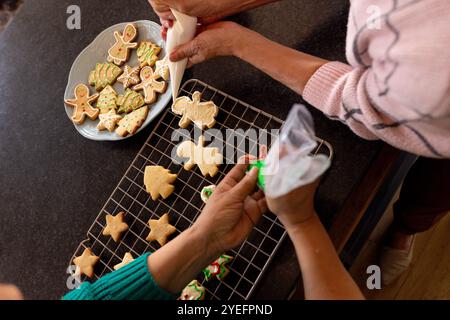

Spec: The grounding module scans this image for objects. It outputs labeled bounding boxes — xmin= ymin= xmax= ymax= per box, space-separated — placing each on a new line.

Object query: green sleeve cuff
xmin=62 ymin=253 xmax=175 ymax=300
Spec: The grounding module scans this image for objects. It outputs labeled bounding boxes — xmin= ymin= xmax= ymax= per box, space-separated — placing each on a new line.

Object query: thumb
xmin=232 ymin=167 xmax=259 ymax=200
xmin=169 ymin=40 xmax=198 ymax=62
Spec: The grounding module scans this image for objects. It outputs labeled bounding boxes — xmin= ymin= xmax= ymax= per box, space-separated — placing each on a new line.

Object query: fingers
xmin=169 ymin=39 xmax=199 ymax=62
xmin=251 ymin=189 xmax=264 ymax=201
xmin=232 ymin=167 xmax=259 ymax=200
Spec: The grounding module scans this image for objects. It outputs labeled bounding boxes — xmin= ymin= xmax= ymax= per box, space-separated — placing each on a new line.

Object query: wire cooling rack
xmin=69 ymin=79 xmax=333 ymax=300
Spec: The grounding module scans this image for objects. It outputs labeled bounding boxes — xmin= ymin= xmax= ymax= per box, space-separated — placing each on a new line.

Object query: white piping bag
xmin=166 ymin=9 xmax=197 ymax=101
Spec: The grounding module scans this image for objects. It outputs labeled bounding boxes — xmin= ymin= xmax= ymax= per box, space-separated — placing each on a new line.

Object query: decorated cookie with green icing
xmin=137 ymin=41 xmax=161 ymax=68
xmin=88 ymin=62 xmax=123 ymax=91
xmin=203 ymin=254 xmax=233 ymax=281
xmin=97 ymin=85 xmax=118 ymax=114
xmin=115 ymin=106 xmax=148 ymax=137
xmin=117 ymin=88 xmax=145 ymax=114
xmin=179 ymin=280 xmax=206 ymax=300
xmin=200 ymin=185 xmax=216 ymax=203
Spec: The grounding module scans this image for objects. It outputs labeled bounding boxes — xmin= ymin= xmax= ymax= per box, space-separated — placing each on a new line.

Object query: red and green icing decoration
xmin=203 ymin=254 xmax=233 ymax=281
xmin=179 ymin=280 xmax=206 ymax=300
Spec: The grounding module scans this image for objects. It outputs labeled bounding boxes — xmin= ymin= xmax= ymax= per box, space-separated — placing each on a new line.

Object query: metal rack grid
xmin=69 ymin=79 xmax=333 ymax=300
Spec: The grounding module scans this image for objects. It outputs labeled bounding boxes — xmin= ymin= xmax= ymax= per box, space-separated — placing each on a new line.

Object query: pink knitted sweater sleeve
xmin=303 ymin=0 xmax=450 ymax=158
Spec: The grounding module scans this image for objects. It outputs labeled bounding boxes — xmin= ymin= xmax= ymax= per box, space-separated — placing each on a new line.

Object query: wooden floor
xmin=350 ymin=192 xmax=450 ymax=300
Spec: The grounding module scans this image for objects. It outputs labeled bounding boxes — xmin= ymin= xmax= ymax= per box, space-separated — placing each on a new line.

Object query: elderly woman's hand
xmin=193 ymin=160 xmax=267 ymax=253
xmin=148 ymin=160 xmax=266 ymax=293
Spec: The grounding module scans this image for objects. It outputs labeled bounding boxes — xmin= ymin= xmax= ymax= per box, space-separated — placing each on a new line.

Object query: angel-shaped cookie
xmin=132 ymin=66 xmax=167 ymax=104
xmin=64 ymin=83 xmax=99 ymax=125
xmin=177 ymin=136 xmax=223 ymax=177
xmin=107 ymin=23 xmax=138 ymax=66
xmin=172 ymin=91 xmax=218 ymax=129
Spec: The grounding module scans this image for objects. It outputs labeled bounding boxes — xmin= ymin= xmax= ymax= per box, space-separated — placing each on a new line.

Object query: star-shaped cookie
xmin=117 ymin=65 xmax=141 ymax=89
xmin=102 ymin=212 xmax=129 ymax=242
xmin=144 ymin=166 xmax=177 ymax=201
xmin=154 ymin=56 xmax=170 ymax=81
xmin=146 ymin=213 xmax=176 ymax=246
xmin=97 ymin=109 xmax=122 ymax=132
xmin=113 ymin=252 xmax=135 ymax=270
xmin=73 ymin=248 xmax=99 ymax=278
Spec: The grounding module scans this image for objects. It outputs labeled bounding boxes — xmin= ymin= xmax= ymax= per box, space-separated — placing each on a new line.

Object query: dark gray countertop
xmin=0 ymin=0 xmax=381 ymax=299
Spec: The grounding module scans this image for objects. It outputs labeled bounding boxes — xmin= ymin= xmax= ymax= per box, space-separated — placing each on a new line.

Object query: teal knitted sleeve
xmin=62 ymin=253 xmax=175 ymax=300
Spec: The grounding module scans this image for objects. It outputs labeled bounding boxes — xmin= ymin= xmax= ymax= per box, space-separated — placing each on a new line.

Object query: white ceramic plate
xmin=64 ymin=20 xmax=171 ymax=141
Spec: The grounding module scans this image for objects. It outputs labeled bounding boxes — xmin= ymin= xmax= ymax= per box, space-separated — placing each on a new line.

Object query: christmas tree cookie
xmin=97 ymin=85 xmax=118 ymax=114
xmin=137 ymin=41 xmax=161 ymax=68
xmin=115 ymin=106 xmax=149 ymax=137
xmin=88 ymin=62 xmax=123 ymax=91
xmin=117 ymin=88 xmax=145 ymax=114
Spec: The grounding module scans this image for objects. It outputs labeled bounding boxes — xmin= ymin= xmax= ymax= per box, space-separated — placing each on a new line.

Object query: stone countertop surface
xmin=0 ymin=0 xmax=381 ymax=299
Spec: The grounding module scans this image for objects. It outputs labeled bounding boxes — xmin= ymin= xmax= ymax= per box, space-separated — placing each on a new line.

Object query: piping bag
xmin=166 ymin=9 xmax=198 ymax=101
xmin=248 ymin=104 xmax=331 ymax=198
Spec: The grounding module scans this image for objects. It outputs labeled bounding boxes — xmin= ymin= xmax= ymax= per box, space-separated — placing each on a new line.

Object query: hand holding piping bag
xmin=165 ymin=9 xmax=197 ymax=101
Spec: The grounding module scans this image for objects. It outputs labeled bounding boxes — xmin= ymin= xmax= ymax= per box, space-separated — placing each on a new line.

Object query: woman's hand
xmin=169 ymin=21 xmax=244 ymax=67
xmin=193 ymin=160 xmax=267 ymax=253
xmin=148 ymin=160 xmax=266 ymax=293
xmin=266 ymin=180 xmax=319 ymax=230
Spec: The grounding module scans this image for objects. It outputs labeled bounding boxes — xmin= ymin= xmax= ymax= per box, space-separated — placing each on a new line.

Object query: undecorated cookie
xmin=177 ymin=135 xmax=223 ymax=177
xmin=146 ymin=213 xmax=176 ymax=246
xmin=115 ymin=106 xmax=149 ymax=137
xmin=64 ymin=83 xmax=99 ymax=125
xmin=113 ymin=252 xmax=134 ymax=270
xmin=73 ymin=248 xmax=99 ymax=278
xmin=144 ymin=166 xmax=177 ymax=201
xmin=172 ymin=91 xmax=218 ymax=129
xmin=102 ymin=211 xmax=129 ymax=242
xmin=107 ymin=23 xmax=138 ymax=66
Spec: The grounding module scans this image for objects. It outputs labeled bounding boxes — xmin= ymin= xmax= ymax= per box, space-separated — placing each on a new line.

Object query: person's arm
xmin=64 ymin=162 xmax=266 ymax=299
xmin=267 ymin=181 xmax=364 ymax=300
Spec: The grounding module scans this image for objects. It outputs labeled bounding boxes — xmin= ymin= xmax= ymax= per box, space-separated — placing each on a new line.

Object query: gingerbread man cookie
xmin=179 ymin=280 xmax=206 ymax=300
xmin=137 ymin=41 xmax=161 ymax=68
xmin=144 ymin=166 xmax=177 ymax=201
xmin=203 ymin=255 xmax=233 ymax=281
xmin=73 ymin=248 xmax=99 ymax=278
xmin=132 ymin=67 xmax=167 ymax=104
xmin=177 ymin=136 xmax=223 ymax=177
xmin=107 ymin=23 xmax=138 ymax=66
xmin=64 ymin=84 xmax=99 ymax=125
xmin=102 ymin=211 xmax=129 ymax=242
xmin=115 ymin=106 xmax=149 ymax=137
xmin=172 ymin=91 xmax=218 ymax=129
xmin=117 ymin=65 xmax=141 ymax=90
xmin=146 ymin=213 xmax=176 ymax=246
